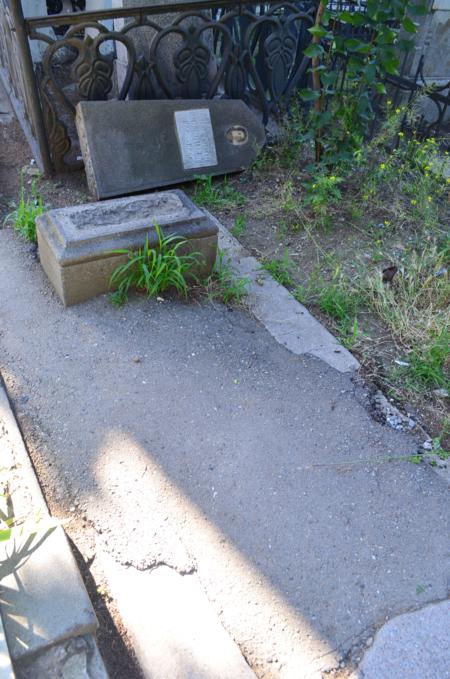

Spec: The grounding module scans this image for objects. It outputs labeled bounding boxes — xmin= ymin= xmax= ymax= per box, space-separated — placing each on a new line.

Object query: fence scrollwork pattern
xmin=27 ymin=2 xmax=315 ymax=170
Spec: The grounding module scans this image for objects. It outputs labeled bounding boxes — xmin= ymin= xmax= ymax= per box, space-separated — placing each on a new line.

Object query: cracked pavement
xmin=0 ymin=230 xmax=449 ymax=678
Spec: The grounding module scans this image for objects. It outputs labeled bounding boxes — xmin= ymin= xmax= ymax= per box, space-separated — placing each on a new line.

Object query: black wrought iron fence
xmin=26 ymin=0 xmax=321 ymax=171
xmin=0 ymin=0 xmax=448 ymax=174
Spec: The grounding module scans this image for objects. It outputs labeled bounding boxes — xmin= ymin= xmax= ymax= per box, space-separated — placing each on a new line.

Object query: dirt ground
xmin=2 ymin=112 xmax=448 ymax=446
xmin=182 ymin=168 xmax=450 ymax=448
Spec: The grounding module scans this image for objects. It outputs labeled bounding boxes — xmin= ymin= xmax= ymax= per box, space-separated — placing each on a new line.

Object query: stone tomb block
xmin=76 ymin=99 xmax=266 ymax=199
xmin=36 ymin=190 xmax=217 ymax=306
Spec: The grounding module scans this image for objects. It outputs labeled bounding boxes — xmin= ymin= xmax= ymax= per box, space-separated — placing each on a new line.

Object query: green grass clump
xmin=204 ymin=250 xmax=250 ymax=305
xmin=363 ymin=243 xmax=450 ymax=392
xmin=194 ymin=175 xmax=246 ymax=210
xmin=261 ymin=248 xmax=297 ymax=288
xmin=110 ymin=223 xmax=201 ymax=306
xmin=4 ymin=181 xmax=43 ymax=242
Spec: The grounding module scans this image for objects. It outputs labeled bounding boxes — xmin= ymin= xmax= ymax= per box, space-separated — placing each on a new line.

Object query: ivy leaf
xmin=299 ymin=88 xmax=321 ymax=102
xmin=320 ymin=71 xmax=338 ymax=87
xmin=337 ymin=10 xmax=366 ymax=27
xmin=402 ymin=16 xmax=417 ymax=33
xmin=382 ymin=59 xmax=400 ymax=75
xmin=308 ymin=25 xmax=329 ymax=39
xmin=363 ymin=64 xmax=377 ymax=84
xmin=303 ymin=44 xmax=324 ymax=59
xmin=344 ymin=38 xmax=372 ymax=54
xmin=375 ymin=82 xmax=387 ymax=94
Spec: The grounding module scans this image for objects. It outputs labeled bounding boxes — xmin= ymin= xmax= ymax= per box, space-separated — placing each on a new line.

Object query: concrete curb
xmin=0 ymin=379 xmax=108 ymax=678
xmin=206 ymin=212 xmax=360 ymax=374
xmin=350 ymin=600 xmax=450 ymax=679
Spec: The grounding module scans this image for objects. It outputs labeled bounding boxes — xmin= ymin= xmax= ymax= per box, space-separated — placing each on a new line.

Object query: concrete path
xmin=0 ymin=230 xmax=449 ymax=678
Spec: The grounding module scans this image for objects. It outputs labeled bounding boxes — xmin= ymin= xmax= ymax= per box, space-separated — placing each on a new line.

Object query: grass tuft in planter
xmin=109 ymin=223 xmax=201 ymax=306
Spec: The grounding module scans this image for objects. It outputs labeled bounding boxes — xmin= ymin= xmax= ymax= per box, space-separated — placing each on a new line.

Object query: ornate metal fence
xmin=0 ymin=0 xmax=448 ymax=174
xmin=2 ymin=0 xmax=319 ymax=172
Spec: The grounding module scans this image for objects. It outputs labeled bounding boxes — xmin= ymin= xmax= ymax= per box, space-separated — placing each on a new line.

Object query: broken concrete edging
xmin=350 ymin=600 xmax=450 ymax=679
xmin=209 ymin=212 xmax=360 ymax=374
xmin=97 ymin=551 xmax=257 ymax=679
xmin=0 ymin=379 xmax=107 ymax=678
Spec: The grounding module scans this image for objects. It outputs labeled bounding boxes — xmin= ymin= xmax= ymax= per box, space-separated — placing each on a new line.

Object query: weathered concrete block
xmin=36 ymin=190 xmax=218 ymax=306
xmin=0 ymin=526 xmax=98 ymax=661
xmin=14 ymin=634 xmax=108 ymax=679
xmin=75 ymin=99 xmax=266 ymax=199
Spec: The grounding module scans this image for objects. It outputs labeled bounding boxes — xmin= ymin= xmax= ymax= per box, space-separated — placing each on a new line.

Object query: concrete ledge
xmin=209 ymin=213 xmax=360 ymax=374
xmin=0 ymin=381 xmax=102 ymax=671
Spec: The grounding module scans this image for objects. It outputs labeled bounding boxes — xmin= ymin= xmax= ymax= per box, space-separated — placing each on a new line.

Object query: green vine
xmin=300 ymin=0 xmax=429 ymax=165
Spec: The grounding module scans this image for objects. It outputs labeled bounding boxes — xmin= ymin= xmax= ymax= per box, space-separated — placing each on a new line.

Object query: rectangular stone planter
xmin=36 ymin=190 xmax=218 ymax=306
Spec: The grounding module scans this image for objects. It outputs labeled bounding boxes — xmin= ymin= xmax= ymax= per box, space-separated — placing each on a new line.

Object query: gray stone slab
xmin=0 ymin=383 xmax=98 ymax=662
xmin=99 ymin=555 xmax=256 ymax=679
xmin=351 ymin=600 xmax=450 ymax=679
xmin=75 ymin=99 xmax=266 ymax=199
xmin=36 ymin=189 xmax=218 ymax=306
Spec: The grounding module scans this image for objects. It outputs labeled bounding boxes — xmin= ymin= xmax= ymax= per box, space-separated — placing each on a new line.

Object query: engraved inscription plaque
xmin=174 ymin=109 xmax=218 ymax=170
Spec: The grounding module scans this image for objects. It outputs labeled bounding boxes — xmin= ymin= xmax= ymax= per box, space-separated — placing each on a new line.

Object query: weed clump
xmin=110 ymin=223 xmax=201 ymax=306
xmin=4 ymin=180 xmax=44 ymax=242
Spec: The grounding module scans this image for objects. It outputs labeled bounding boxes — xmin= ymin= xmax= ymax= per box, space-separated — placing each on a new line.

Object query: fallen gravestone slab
xmin=36 ymin=190 xmax=217 ymax=306
xmin=76 ymin=99 xmax=266 ymax=199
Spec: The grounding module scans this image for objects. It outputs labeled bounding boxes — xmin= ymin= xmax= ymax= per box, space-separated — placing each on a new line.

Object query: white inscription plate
xmin=174 ymin=109 xmax=218 ymax=170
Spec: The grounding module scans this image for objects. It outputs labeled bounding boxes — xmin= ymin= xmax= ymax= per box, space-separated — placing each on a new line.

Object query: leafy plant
xmin=231 ymin=214 xmax=247 ymax=239
xmin=303 ymin=171 xmax=343 ymax=218
xmin=194 ymin=175 xmax=246 ymax=210
xmin=109 ymin=224 xmax=202 ymax=305
xmin=261 ymin=248 xmax=297 ymax=287
xmin=204 ymin=250 xmax=250 ymax=305
xmin=3 ymin=180 xmax=44 ymax=242
xmin=299 ymin=0 xmax=428 ymax=165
